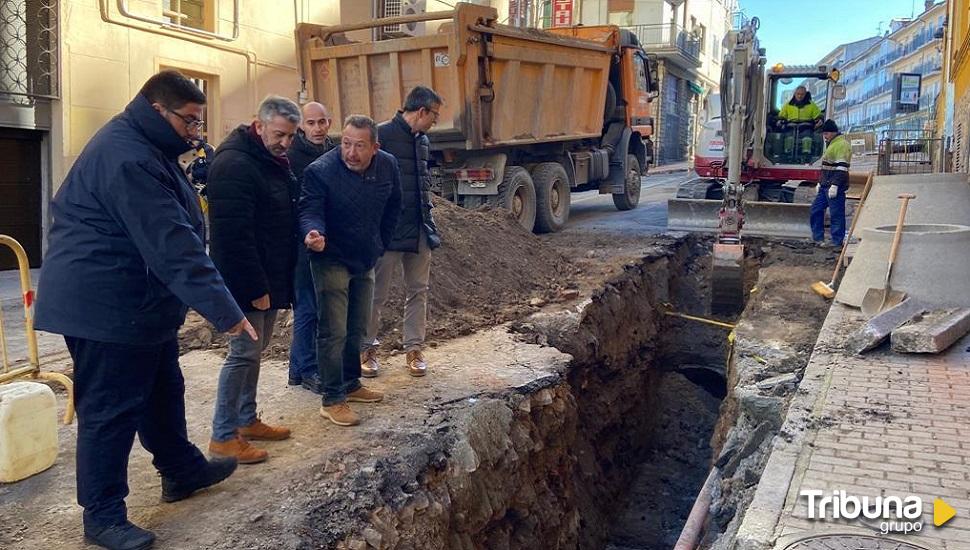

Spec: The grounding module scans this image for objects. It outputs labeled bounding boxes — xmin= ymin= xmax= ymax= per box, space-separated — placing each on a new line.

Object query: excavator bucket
xmin=711 ymin=243 xmax=745 ymax=315
xmin=666 ymin=199 xmax=814 ymax=239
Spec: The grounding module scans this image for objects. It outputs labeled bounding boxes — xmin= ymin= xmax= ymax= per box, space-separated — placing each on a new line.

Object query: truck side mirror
xmin=645 ymin=53 xmax=659 ymax=92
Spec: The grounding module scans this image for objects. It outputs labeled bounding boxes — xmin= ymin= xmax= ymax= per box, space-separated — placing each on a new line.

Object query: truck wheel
xmin=612 ymin=154 xmax=641 ymax=211
xmin=498 ymin=166 xmax=537 ymax=232
xmin=532 ymin=162 xmax=570 ymax=233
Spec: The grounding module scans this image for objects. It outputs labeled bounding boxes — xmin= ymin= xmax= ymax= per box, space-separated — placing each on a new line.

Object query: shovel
xmin=861 ymin=193 xmax=915 ymax=316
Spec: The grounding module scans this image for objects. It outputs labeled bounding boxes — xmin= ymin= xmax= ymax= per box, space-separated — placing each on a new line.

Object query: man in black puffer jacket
xmin=206 ymin=96 xmax=301 ymax=463
xmin=286 ymin=101 xmax=335 ymax=394
xmin=361 ymin=86 xmax=443 ymax=378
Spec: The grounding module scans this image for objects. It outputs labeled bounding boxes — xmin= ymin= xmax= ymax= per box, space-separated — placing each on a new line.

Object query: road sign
xmin=895 ymin=73 xmax=921 ymax=113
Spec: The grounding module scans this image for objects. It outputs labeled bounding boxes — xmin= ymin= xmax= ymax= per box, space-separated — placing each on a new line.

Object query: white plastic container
xmin=0 ymin=381 xmax=58 ymax=482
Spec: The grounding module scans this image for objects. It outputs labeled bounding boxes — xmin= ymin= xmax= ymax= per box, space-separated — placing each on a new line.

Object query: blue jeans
xmin=65 ymin=336 xmax=207 ymax=531
xmin=310 ymin=258 xmax=374 ymax=406
xmin=288 ymin=246 xmax=318 ymax=382
xmin=810 ymin=184 xmax=846 ymax=245
xmin=211 ymin=309 xmax=277 ymax=442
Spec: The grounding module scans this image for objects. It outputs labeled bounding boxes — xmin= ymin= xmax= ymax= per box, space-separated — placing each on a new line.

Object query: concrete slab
xmin=846 ymin=298 xmax=928 ymax=354
xmin=836 ymin=224 xmax=970 ymax=308
xmin=892 ymin=308 xmax=970 ymax=354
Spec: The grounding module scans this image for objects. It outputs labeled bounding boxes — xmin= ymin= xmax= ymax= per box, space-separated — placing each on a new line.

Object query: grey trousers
xmin=364 ymin=234 xmax=431 ymax=352
xmin=211 ymin=309 xmax=277 ymax=442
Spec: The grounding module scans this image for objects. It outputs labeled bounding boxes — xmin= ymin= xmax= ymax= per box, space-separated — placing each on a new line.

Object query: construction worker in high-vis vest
xmin=811 ymin=119 xmax=852 ymax=247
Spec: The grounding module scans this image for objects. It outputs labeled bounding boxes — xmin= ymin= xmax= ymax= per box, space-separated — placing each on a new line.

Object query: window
xmin=166 ymin=0 xmax=213 ymax=32
xmin=695 ymin=23 xmax=706 ymax=53
xmin=161 ymin=67 xmax=218 ymax=142
xmin=712 ymin=34 xmax=719 ymax=59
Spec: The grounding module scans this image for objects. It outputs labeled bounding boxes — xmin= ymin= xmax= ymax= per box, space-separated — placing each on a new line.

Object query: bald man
xmin=287 ymin=101 xmax=336 ymax=393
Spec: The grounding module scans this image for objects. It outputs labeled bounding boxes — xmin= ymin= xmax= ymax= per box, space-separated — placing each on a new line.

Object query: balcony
xmin=0 ymin=0 xmax=59 ymax=102
xmin=625 ymin=23 xmax=702 ymax=69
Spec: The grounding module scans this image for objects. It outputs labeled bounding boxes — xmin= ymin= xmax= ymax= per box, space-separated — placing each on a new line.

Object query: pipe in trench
xmin=673 ymin=467 xmax=719 ymax=550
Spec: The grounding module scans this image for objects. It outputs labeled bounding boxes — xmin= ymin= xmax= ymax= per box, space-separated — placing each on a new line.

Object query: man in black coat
xmin=34 ymin=70 xmax=251 ymax=550
xmin=286 ymin=101 xmax=335 ymax=393
xmin=361 ymin=86 xmax=443 ymax=378
xmin=299 ymin=115 xmax=402 ymax=427
xmin=206 ymin=96 xmax=302 ymax=463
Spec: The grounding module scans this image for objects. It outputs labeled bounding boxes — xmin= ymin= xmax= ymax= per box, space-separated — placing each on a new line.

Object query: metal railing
xmin=626 ymin=23 xmax=701 ymax=61
xmin=0 ymin=0 xmax=58 ymax=101
xmin=877 ymin=130 xmax=950 ymax=175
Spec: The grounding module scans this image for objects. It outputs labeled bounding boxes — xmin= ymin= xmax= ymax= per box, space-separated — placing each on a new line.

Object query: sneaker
xmin=238 ymin=418 xmax=291 ymax=441
xmin=301 ymin=373 xmax=323 ymax=395
xmin=360 ymin=348 xmax=380 ymax=378
xmin=84 ymin=521 xmax=155 ymax=550
xmin=319 ymin=403 xmax=360 ymax=426
xmin=346 ymin=385 xmax=384 ymax=403
xmin=406 ymin=350 xmax=428 ymax=377
xmin=207 ymin=436 xmax=268 ymax=465
xmin=816 ymin=240 xmax=833 ymax=248
xmin=161 ymin=456 xmax=238 ymax=503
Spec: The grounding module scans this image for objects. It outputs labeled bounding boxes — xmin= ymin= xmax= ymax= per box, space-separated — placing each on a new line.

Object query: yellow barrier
xmin=0 ymin=235 xmax=75 ymax=424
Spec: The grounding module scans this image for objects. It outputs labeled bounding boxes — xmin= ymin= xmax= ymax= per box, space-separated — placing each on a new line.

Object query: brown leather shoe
xmin=360 ymin=348 xmax=380 ymax=378
xmin=238 ymin=418 xmax=291 ymax=441
xmin=208 ymin=436 xmax=268 ymax=464
xmin=346 ymin=385 xmax=384 ymax=403
xmin=406 ymin=350 xmax=428 ymax=377
xmin=319 ymin=403 xmax=360 ymax=426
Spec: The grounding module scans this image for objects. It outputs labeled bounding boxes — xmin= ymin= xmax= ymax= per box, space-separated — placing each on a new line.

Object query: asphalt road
xmin=561 ymin=169 xmax=694 ymax=237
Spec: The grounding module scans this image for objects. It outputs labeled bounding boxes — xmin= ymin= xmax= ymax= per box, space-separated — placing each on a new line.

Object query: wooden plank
xmin=420 ymin=48 xmax=434 ymax=90
xmin=491 ymin=42 xmax=609 ymax=69
xmin=562 ymin=66 xmax=581 ymax=137
xmin=327 ymin=58 xmax=342 ymax=126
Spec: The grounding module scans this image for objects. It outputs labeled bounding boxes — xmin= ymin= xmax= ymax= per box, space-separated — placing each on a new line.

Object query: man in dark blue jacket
xmin=299 ymin=115 xmax=402 ymax=427
xmin=34 ymin=70 xmax=254 ymax=550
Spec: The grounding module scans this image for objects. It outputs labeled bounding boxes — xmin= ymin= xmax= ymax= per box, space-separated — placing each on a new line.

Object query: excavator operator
xmin=776 ymin=86 xmax=822 ymax=128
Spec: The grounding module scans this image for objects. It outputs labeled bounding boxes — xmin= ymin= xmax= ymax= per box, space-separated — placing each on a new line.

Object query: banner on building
xmin=552 ymin=0 xmax=573 ymax=27
xmin=895 ymin=73 xmax=922 ymax=113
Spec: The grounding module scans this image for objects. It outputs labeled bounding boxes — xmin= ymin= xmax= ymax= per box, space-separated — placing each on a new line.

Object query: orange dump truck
xmin=295 ymin=2 xmax=658 ymax=232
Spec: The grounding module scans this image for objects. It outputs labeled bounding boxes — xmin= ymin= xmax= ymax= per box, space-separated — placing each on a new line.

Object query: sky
xmin=737 ymin=0 xmax=940 ymax=67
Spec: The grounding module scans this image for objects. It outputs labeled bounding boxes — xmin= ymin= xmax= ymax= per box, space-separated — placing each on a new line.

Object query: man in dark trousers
xmin=299 ymin=115 xmax=402 ymax=427
xmin=206 ymin=96 xmax=301 ymax=464
xmin=286 ymin=101 xmax=335 ymax=393
xmin=361 ymin=86 xmax=443 ymax=378
xmin=34 ymin=70 xmax=254 ymax=550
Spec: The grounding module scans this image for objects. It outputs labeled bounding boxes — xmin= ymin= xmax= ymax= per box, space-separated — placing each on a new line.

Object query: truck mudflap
xmin=666 ymin=198 xmax=813 ymax=239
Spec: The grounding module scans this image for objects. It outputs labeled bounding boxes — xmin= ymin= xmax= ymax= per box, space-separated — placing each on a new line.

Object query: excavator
xmin=666 ymin=17 xmax=844 ymax=314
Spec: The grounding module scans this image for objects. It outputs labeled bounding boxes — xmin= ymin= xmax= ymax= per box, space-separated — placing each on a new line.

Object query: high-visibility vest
xmin=778 ymin=101 xmax=822 ymax=123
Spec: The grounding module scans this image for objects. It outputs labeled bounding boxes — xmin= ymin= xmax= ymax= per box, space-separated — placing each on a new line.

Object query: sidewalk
xmin=736 ymin=302 xmax=970 ymax=550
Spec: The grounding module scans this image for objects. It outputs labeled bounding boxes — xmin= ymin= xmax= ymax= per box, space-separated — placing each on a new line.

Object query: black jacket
xmin=207 ymin=125 xmax=297 ymax=311
xmin=299 ymin=148 xmax=403 ymax=274
xmin=34 ymin=94 xmax=243 ymax=344
xmin=288 ymin=131 xmax=335 ymax=183
xmin=377 ymin=112 xmax=440 ymax=252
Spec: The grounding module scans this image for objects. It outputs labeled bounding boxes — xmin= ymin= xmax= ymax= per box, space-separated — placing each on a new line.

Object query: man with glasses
xmin=361 ymin=86 xmax=443 ymax=378
xmin=299 ymin=115 xmax=402 ymax=426
xmin=286 ymin=102 xmax=336 ymax=394
xmin=34 ymin=70 xmax=252 ymax=550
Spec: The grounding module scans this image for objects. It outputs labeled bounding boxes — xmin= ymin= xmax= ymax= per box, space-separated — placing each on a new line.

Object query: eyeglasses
xmin=426 ymin=108 xmax=441 ymax=121
xmin=167 ymin=109 xmax=205 ymax=130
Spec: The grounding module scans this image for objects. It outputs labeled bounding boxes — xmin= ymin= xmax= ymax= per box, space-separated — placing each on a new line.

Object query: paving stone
xmin=892 ymin=308 xmax=970 ymax=354
xmin=846 ymin=298 xmax=928 ymax=354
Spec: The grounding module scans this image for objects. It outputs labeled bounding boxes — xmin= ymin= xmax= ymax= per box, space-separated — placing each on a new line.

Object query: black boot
xmin=84 ymin=521 xmax=155 ymax=550
xmin=300 ymin=373 xmax=323 ymax=395
xmin=161 ymin=457 xmax=237 ymax=503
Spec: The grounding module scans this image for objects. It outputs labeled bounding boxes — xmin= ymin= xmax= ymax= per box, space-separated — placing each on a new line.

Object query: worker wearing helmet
xmin=811 ymin=119 xmax=852 ymax=247
xmin=777 ymin=86 xmax=823 ymax=127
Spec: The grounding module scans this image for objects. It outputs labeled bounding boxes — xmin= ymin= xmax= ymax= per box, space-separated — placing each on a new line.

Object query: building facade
xmin=829 ymin=1 xmax=946 ymax=136
xmin=940 ymin=0 xmax=970 ymax=171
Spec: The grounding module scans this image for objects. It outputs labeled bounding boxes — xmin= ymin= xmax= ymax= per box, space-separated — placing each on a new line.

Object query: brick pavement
xmin=737 ymin=302 xmax=970 ymax=550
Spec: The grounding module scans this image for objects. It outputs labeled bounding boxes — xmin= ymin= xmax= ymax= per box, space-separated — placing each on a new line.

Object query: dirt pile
xmin=183 ymin=198 xmax=578 ymax=357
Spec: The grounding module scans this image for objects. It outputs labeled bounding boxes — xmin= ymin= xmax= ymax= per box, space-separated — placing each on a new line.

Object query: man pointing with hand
xmin=299 ymin=115 xmax=402 ymax=427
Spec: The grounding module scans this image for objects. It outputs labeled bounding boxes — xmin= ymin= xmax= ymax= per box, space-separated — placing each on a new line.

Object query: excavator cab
xmin=762 ymin=68 xmax=837 ymax=166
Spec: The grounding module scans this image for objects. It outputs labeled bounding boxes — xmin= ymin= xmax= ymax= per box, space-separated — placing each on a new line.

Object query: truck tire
xmin=498 ymin=166 xmax=537 ymax=232
xmin=612 ymin=154 xmax=641 ymax=211
xmin=532 ymin=162 xmax=570 ymax=233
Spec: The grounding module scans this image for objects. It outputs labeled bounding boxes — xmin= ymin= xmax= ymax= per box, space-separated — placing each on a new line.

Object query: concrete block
xmin=891 ymin=308 xmax=970 ymax=354
xmin=846 ymin=298 xmax=928 ymax=354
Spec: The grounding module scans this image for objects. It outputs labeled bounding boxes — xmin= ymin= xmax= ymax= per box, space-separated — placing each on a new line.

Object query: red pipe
xmin=674 ymin=468 xmax=718 ymax=550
